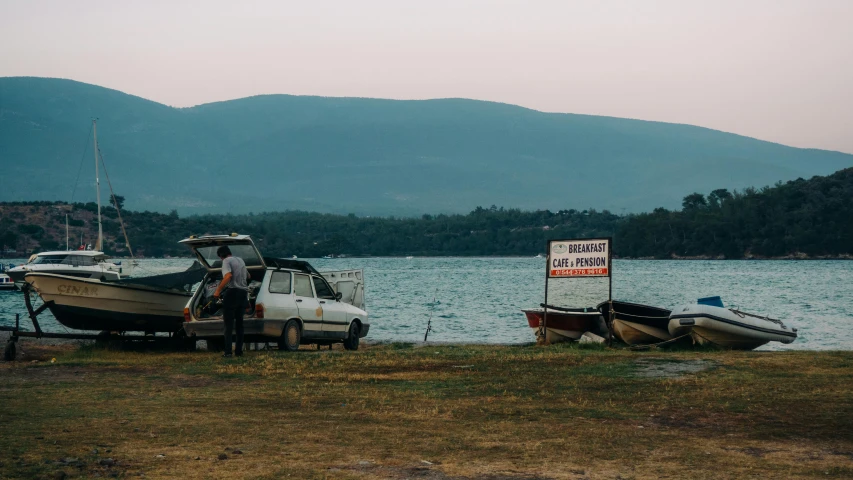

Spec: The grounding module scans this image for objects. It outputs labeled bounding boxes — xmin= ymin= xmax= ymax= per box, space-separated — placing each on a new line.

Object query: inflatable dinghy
xmin=669 ymin=296 xmax=797 ymax=350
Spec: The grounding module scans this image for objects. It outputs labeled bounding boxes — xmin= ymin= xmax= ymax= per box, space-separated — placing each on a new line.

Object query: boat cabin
xmin=25 ymin=251 xmax=113 ymax=267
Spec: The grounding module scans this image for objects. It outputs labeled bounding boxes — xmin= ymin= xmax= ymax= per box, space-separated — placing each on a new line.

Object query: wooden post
xmin=541 ymin=241 xmax=550 ymax=345
xmin=608 ymin=239 xmax=614 ymax=346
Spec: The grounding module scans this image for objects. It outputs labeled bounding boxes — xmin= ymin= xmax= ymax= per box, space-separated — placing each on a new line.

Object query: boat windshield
xmin=195 ymin=245 xmax=263 ymax=268
xmin=31 ymin=255 xmax=97 ymax=266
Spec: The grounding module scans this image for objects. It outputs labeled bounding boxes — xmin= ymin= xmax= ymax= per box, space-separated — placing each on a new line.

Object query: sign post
xmin=542 ymin=237 xmax=612 ymax=344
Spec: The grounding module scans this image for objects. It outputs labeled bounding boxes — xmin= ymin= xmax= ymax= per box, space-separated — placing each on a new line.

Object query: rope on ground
xmin=627 ymin=334 xmax=692 ymax=351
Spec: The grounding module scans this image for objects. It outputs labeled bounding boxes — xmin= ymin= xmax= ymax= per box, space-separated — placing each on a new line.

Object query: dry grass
xmin=1 ymin=341 xmax=852 ymax=479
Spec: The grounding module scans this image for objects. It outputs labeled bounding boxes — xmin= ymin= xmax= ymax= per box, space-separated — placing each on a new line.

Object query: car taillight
xmin=255 ymin=303 xmax=264 ymax=319
xmin=183 ymin=307 xmax=191 ymax=322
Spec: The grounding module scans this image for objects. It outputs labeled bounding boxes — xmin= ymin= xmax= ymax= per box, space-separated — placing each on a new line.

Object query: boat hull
xmin=597 ymin=300 xmax=674 ymax=345
xmin=669 ymin=304 xmax=797 ymax=350
xmin=47 ymin=303 xmax=185 ymax=332
xmin=612 ymin=319 xmax=672 ymax=345
xmin=522 ymin=308 xmax=600 ymax=343
xmin=26 ymin=273 xmax=190 ymax=332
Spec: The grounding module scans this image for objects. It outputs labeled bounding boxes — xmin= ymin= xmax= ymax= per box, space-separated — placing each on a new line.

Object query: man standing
xmin=213 ymin=246 xmax=249 ymax=357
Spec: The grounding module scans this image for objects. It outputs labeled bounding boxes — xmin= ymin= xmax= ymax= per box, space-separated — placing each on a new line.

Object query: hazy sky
xmin=2 ymin=0 xmax=852 ymax=153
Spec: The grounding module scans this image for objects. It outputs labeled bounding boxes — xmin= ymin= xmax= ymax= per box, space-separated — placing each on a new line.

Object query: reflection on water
xmin=1 ymin=258 xmax=851 ymax=351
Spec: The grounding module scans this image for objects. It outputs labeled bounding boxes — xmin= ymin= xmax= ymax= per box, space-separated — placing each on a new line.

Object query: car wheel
xmin=278 ymin=320 xmax=301 ymax=352
xmin=173 ymin=329 xmax=197 ymax=352
xmin=343 ymin=322 xmax=360 ymax=351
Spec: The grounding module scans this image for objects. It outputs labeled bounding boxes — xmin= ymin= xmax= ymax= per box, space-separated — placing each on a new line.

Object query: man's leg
xmin=235 ymin=294 xmax=245 ymax=356
xmin=222 ymin=306 xmax=234 ymax=356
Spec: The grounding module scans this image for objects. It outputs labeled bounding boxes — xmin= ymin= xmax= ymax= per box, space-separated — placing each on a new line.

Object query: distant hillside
xmin=2 ymin=168 xmax=851 ymax=259
xmin=1 ymin=77 xmax=851 ymax=215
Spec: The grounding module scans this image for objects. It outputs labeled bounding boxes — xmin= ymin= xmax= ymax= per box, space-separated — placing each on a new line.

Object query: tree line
xmin=1 ymin=168 xmax=851 ymax=258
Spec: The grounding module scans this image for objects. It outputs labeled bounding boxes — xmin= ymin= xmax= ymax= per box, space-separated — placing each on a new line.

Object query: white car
xmin=180 ymin=234 xmax=369 ymax=351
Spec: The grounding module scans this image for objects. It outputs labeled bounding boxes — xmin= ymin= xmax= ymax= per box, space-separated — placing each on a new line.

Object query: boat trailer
xmin=2 ymin=285 xmax=194 ymax=361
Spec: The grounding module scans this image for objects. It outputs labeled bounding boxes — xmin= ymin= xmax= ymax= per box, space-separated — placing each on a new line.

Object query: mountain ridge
xmin=1 ymin=76 xmax=850 ymax=215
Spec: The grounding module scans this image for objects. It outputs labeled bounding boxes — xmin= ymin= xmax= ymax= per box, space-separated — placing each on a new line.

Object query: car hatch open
xmin=178 ymin=234 xmax=266 ymax=272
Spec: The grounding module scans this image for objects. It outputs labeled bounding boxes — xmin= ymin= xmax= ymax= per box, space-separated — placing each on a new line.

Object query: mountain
xmin=1 ymin=77 xmax=851 ymax=215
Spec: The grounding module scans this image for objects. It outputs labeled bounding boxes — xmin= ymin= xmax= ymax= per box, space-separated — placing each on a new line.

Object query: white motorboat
xmin=10 ymin=119 xmax=137 ymax=290
xmin=0 ymin=270 xmax=16 ymax=290
xmin=668 ymin=297 xmax=797 ymax=350
xmin=23 ymin=262 xmax=205 ymax=333
xmin=6 ymin=250 xmax=129 ymax=289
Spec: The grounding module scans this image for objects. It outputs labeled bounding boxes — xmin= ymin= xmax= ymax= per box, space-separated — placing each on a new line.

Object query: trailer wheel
xmin=174 ymin=329 xmax=197 ymax=352
xmin=343 ymin=322 xmax=360 ymax=351
xmin=95 ymin=331 xmax=122 ymax=349
xmin=278 ymin=320 xmax=301 ymax=352
xmin=4 ymin=341 xmax=16 ymax=361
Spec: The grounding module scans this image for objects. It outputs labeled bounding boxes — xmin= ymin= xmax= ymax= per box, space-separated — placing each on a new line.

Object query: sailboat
xmin=23 ymin=120 xmax=206 ymax=333
xmin=7 ymin=120 xmax=132 ymax=289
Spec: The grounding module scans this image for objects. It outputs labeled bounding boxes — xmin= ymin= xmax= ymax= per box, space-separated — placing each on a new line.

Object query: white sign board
xmin=548 ymin=238 xmax=610 ymax=278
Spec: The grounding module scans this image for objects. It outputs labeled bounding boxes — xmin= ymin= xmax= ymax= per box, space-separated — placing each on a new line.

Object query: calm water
xmin=2 ymin=258 xmax=851 ymax=351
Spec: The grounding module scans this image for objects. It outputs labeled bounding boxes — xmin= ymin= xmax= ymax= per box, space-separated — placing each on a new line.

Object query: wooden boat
xmin=522 ymin=305 xmax=601 ymax=343
xmin=669 ymin=298 xmax=797 ymax=350
xmin=24 ymin=263 xmax=204 ymax=333
xmin=597 ymin=300 xmax=673 ymax=346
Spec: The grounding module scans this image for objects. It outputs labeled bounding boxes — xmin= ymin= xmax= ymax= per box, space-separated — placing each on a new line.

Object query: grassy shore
xmin=1 ymin=341 xmax=852 ymax=479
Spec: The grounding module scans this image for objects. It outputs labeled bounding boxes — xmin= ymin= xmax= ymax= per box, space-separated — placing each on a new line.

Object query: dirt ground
xmin=1 ymin=338 xmax=851 ymax=479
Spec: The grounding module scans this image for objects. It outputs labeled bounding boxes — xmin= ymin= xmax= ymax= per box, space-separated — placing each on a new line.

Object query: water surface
xmin=2 ymin=258 xmax=851 ymax=350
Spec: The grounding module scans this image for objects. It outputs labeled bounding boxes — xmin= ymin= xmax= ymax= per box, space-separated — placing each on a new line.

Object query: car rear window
xmin=268 ymin=271 xmax=292 ymax=294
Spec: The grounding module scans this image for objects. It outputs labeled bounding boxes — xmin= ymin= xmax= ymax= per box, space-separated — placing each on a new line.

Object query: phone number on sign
xmin=550 ymin=268 xmax=609 ymax=277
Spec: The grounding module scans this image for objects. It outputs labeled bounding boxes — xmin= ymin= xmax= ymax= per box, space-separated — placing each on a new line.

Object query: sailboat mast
xmin=93 ymin=119 xmax=103 ymax=252
xmin=66 ymin=214 xmax=69 ymax=251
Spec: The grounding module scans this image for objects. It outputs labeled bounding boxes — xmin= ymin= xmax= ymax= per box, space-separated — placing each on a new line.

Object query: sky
xmin=2 ymin=0 xmax=852 ymax=153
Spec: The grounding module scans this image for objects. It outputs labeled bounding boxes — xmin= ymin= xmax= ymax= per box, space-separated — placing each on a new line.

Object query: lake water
xmin=2 ymin=258 xmax=851 ymax=351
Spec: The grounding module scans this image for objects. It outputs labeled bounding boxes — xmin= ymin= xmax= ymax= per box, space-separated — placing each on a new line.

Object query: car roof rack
xmin=263 ymin=257 xmax=321 ymax=276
